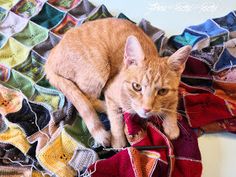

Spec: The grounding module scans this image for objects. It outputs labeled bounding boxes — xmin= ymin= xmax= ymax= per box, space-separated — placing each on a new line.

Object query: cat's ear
xmin=124 ymin=35 xmax=145 ymax=67
xmin=167 ymin=45 xmax=192 ymax=73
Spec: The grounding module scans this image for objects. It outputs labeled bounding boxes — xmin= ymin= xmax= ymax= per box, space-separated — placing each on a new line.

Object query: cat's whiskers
xmin=160 ymin=108 xmax=188 ymax=118
xmin=160 ymin=108 xmax=190 ymax=136
xmin=177 ymin=109 xmax=202 ymax=114
xmin=161 ymin=111 xmax=190 ymax=136
xmin=157 ymin=113 xmax=164 ymax=122
xmin=151 ymin=108 xmax=189 ymax=120
xmin=147 ymin=109 xmax=190 ymax=136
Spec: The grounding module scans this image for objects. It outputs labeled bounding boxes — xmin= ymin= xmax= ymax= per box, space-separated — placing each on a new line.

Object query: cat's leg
xmin=105 ymin=96 xmax=127 ymax=148
xmin=162 ymin=113 xmax=180 ymax=140
xmin=46 ymin=71 xmax=111 ymax=146
xmin=90 ymin=98 xmax=107 ymax=113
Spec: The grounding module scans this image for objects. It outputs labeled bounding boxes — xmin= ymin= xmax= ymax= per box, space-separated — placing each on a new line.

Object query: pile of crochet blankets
xmin=0 ymin=0 xmax=235 ymax=176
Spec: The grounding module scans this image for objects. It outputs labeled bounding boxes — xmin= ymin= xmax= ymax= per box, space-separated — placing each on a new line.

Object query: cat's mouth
xmin=136 ymin=111 xmax=152 ymax=119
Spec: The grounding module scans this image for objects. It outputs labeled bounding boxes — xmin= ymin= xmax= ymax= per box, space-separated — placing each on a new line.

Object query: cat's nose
xmin=143 ymin=108 xmax=151 ymax=113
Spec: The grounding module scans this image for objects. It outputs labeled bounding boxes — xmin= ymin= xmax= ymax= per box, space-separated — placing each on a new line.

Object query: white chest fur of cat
xmin=45 ymin=18 xmax=191 ymax=148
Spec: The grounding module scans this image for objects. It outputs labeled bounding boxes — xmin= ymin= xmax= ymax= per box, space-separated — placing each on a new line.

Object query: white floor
xmin=91 ymin=1 xmax=236 ymax=176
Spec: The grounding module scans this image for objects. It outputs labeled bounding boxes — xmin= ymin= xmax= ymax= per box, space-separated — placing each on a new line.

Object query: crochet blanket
xmin=0 ymin=0 xmax=235 ymax=176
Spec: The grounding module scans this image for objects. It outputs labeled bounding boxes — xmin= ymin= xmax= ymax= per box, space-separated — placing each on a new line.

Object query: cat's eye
xmin=158 ymin=88 xmax=169 ymax=96
xmin=132 ymin=82 xmax=142 ymax=92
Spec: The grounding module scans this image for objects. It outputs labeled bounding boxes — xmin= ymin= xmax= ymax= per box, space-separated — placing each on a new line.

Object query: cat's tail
xmin=45 ymin=69 xmax=111 ymax=146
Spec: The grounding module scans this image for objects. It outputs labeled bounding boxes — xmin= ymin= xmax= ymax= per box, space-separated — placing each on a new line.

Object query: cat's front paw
xmin=111 ymin=135 xmax=127 ymax=148
xmin=93 ymin=128 xmax=111 ymax=147
xmin=163 ymin=125 xmax=180 ymax=140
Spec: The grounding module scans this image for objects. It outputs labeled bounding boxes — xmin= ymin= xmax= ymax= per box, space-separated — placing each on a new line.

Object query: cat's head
xmin=121 ymin=35 xmax=191 ymax=118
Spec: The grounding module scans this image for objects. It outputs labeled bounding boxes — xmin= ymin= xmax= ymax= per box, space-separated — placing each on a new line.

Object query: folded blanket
xmin=88 ymin=113 xmax=202 ymax=177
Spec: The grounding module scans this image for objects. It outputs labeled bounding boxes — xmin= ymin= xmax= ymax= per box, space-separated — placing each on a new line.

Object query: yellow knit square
xmin=32 ymin=170 xmax=50 ymax=177
xmin=37 ymin=129 xmax=78 ymax=177
xmin=0 ymin=123 xmax=30 ymax=154
xmin=0 ymin=38 xmax=30 ymax=67
xmin=33 ymin=92 xmax=60 ymax=111
xmin=0 ymin=0 xmax=19 ymax=10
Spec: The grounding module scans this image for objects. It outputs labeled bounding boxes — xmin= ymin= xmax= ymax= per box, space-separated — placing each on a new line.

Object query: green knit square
xmin=13 ymin=21 xmax=48 ymax=48
xmin=13 ymin=51 xmax=45 ymax=82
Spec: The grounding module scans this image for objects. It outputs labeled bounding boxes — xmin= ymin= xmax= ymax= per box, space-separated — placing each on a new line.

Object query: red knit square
xmin=184 ymin=93 xmax=232 ymax=127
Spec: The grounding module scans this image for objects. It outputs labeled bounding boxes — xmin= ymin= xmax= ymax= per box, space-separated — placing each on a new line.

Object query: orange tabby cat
xmin=45 ymin=18 xmax=191 ymax=148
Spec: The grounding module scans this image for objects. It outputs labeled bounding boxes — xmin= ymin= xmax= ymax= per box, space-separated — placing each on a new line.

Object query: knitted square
xmin=68 ymin=0 xmax=95 ymax=19
xmin=171 ymin=28 xmax=210 ymax=50
xmin=0 ymin=123 xmax=31 ymax=153
xmin=213 ymin=11 xmax=236 ymax=38
xmin=189 ymin=19 xmax=229 ymax=45
xmin=31 ymin=2 xmax=65 ymax=29
xmin=0 ymin=38 xmax=30 ymax=67
xmin=0 ymin=11 xmax=28 ymax=37
xmin=11 ymin=0 xmax=46 ymax=19
xmin=85 ymin=4 xmax=113 ymax=22
xmin=0 ymin=84 xmax=24 ymax=116
xmin=0 ymin=0 xmax=19 ymax=10
xmin=13 ymin=21 xmax=48 ymax=48
xmin=48 ymin=0 xmax=81 ymax=11
xmin=51 ymin=14 xmax=78 ymax=37
xmin=37 ymin=129 xmax=78 ymax=177
xmin=13 ymin=51 xmax=46 ymax=82
xmin=33 ymin=31 xmax=61 ymax=59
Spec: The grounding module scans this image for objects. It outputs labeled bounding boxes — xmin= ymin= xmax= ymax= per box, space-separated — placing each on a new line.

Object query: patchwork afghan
xmin=88 ymin=113 xmax=202 ymax=177
xmin=0 ymin=0 xmax=235 ymax=176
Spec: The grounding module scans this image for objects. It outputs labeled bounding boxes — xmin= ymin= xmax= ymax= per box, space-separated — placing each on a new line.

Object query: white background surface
xmin=90 ymin=1 xmax=236 ymax=177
